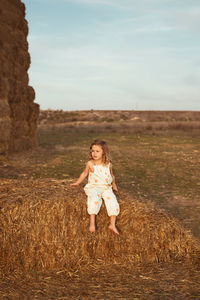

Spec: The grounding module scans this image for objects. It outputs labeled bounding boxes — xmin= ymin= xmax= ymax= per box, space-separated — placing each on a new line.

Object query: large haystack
xmin=0 ymin=0 xmax=39 ymax=153
xmin=0 ymin=179 xmax=199 ymax=273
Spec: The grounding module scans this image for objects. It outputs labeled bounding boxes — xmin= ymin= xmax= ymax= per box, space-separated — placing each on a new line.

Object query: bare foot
xmin=89 ymin=224 xmax=96 ymax=233
xmin=108 ymin=224 xmax=119 ymax=235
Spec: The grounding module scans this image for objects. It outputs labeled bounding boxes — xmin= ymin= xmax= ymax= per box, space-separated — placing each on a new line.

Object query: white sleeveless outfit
xmin=84 ymin=163 xmax=120 ymax=216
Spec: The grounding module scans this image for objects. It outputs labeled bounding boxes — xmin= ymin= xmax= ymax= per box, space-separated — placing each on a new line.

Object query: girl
xmin=70 ymin=139 xmax=120 ymax=235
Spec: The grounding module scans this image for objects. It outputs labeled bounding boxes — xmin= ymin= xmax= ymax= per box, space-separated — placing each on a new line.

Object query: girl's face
xmin=91 ymin=145 xmax=103 ymax=162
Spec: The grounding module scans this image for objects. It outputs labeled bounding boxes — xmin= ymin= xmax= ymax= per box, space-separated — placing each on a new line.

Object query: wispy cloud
xmin=134 ymin=26 xmax=178 ymax=34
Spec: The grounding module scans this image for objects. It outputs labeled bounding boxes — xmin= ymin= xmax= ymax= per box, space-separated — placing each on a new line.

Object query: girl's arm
xmin=70 ymin=161 xmax=91 ymax=187
xmin=110 ymin=164 xmax=118 ymax=192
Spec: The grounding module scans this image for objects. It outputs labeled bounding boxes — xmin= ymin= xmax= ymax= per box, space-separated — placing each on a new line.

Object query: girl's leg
xmin=89 ymin=214 xmax=96 ymax=233
xmin=102 ymin=189 xmax=120 ymax=235
xmin=109 ymin=215 xmax=119 ymax=235
xmin=84 ymin=187 xmax=102 ymax=233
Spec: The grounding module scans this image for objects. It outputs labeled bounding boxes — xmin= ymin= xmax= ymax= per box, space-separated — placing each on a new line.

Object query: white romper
xmin=84 ymin=163 xmax=120 ymax=216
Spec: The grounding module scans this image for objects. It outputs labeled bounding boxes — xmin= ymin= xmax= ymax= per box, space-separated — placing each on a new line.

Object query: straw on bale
xmin=0 ymin=179 xmax=199 ymax=273
xmin=0 ymin=0 xmax=39 ymax=153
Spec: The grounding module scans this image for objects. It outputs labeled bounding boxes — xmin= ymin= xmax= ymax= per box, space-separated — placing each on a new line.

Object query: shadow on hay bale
xmin=0 ymin=179 xmax=199 ymax=272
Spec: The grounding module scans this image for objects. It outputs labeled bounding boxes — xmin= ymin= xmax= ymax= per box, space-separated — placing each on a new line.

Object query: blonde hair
xmin=89 ymin=140 xmax=110 ymax=165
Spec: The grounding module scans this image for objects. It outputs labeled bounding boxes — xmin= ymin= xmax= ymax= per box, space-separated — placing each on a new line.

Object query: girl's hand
xmin=112 ymin=183 xmax=118 ymax=192
xmin=70 ymin=162 xmax=90 ymax=187
xmin=70 ymin=182 xmax=79 ymax=187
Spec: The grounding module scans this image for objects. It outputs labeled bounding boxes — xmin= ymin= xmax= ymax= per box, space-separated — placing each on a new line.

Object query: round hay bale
xmin=0 ymin=179 xmax=199 ymax=273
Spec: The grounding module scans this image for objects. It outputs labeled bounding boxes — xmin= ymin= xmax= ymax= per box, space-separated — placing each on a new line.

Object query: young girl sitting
xmin=70 ymin=139 xmax=120 ymax=235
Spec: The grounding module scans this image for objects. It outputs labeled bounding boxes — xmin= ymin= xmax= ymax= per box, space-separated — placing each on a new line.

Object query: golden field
xmin=0 ymin=110 xmax=200 ymax=299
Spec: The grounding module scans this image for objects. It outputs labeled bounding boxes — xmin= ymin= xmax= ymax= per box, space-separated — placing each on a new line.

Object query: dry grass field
xmin=0 ymin=110 xmax=200 ymax=299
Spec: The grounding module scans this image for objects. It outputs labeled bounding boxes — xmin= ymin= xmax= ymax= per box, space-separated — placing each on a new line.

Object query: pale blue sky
xmin=23 ymin=0 xmax=200 ymax=110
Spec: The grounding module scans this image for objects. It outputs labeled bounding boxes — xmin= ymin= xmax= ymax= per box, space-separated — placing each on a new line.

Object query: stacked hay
xmin=0 ymin=179 xmax=199 ymax=273
xmin=0 ymin=0 xmax=39 ymax=153
xmin=0 ymin=99 xmax=11 ymax=153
